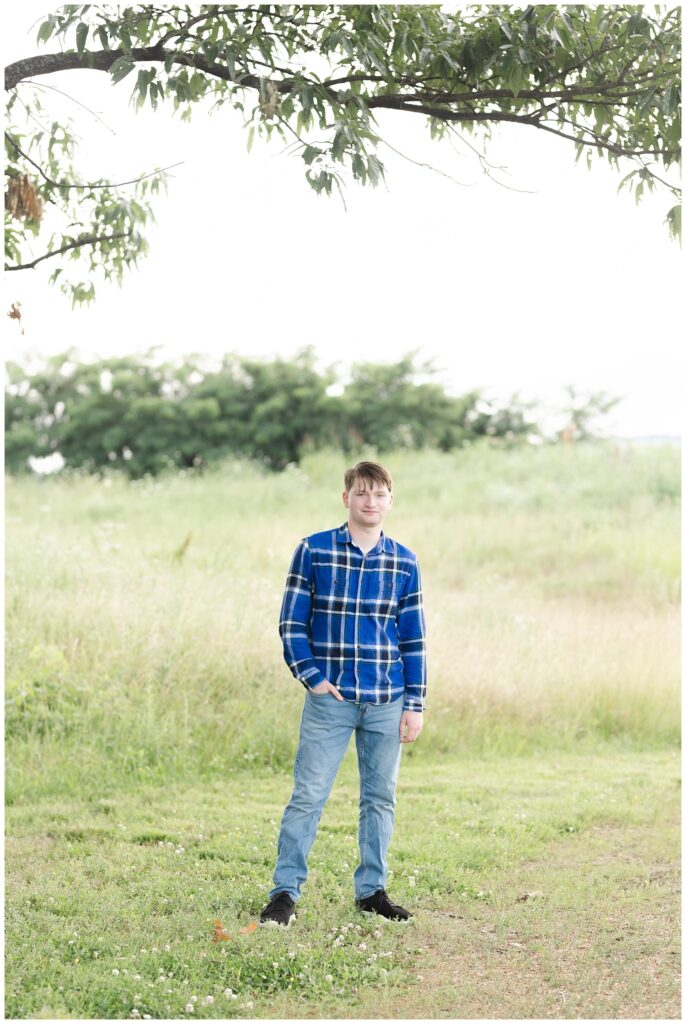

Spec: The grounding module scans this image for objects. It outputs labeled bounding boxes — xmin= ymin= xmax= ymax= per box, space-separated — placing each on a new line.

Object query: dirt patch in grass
xmin=352 ymin=819 xmax=680 ymax=1019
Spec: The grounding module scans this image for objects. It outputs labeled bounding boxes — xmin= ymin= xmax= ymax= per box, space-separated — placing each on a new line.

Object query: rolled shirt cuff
xmin=298 ymin=667 xmax=327 ymax=690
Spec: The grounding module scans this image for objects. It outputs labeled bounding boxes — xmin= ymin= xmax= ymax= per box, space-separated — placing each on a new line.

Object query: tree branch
xmin=6 ymin=231 xmax=132 ymax=271
xmin=5 ymin=132 xmax=183 ymax=190
xmin=5 ymin=132 xmax=182 ymax=192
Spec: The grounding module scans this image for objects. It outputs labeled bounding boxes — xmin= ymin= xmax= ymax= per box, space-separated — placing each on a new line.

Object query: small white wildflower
xmin=134 ymin=995 xmax=141 ymax=1002
xmin=164 ymin=943 xmax=171 ymax=951
xmin=288 ymin=951 xmax=296 ymax=958
xmin=68 ymin=940 xmax=74 ymax=945
xmin=112 ymin=969 xmax=120 ymax=976
xmin=416 ymin=974 xmax=424 ymax=981
xmin=408 ymin=876 xmax=416 ymax=887
xmin=190 ymin=995 xmax=197 ymax=1002
xmin=413 ymin=868 xmax=420 ymax=875
xmin=325 ymin=974 xmax=333 ymax=983
xmin=223 ymin=988 xmax=234 ymax=997
xmin=359 ymin=942 xmax=367 ymax=950
xmin=245 ymin=1001 xmax=254 ymax=1009
xmin=373 ymin=929 xmax=382 ymax=938
xmin=130 ymin=1011 xmax=141 ymax=1020
xmin=273 ymin=961 xmax=279 ymax=968
xmin=134 ymin=975 xmax=141 ymax=981
xmin=143 ymin=1016 xmax=151 ymax=1020
xmin=186 ymin=935 xmax=194 ymax=941
xmin=203 ymin=995 xmax=214 ymax=1005
xmin=185 ymin=1003 xmax=194 ymax=1013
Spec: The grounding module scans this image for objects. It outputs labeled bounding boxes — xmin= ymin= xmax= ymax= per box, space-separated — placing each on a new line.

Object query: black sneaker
xmin=355 ymin=888 xmax=413 ymax=921
xmin=259 ymin=891 xmax=296 ymax=927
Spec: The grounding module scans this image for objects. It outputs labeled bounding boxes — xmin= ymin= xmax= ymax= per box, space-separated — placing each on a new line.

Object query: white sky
xmin=3 ymin=4 xmax=683 ymax=437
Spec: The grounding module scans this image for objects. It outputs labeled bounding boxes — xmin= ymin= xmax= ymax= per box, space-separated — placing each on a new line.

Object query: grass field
xmin=5 ymin=439 xmax=681 ymax=1017
xmin=5 ymin=751 xmax=680 ymax=1018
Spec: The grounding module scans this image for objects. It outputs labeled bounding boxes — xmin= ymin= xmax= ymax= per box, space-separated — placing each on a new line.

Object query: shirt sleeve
xmin=278 ymin=539 xmax=328 ymax=690
xmin=397 ymin=558 xmax=427 ymax=712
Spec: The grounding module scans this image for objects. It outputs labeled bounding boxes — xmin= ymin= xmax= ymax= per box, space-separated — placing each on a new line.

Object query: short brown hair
xmin=344 ymin=461 xmax=393 ymax=493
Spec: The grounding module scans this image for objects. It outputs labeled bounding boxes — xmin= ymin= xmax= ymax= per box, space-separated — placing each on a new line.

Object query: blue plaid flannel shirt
xmin=279 ymin=523 xmax=427 ymax=711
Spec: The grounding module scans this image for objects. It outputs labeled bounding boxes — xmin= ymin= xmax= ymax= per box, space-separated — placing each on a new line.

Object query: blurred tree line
xmin=5 ymin=348 xmax=616 ymax=478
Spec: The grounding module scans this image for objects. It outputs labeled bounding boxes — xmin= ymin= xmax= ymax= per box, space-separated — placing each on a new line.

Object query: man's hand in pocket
xmin=310 ymin=681 xmax=345 ymax=701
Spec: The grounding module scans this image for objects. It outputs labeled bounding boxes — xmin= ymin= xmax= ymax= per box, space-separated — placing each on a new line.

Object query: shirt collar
xmin=337 ymin=522 xmax=390 ymax=554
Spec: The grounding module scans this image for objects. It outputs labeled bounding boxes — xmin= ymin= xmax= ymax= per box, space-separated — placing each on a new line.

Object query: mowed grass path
xmin=5 ymin=748 xmax=679 ymax=1020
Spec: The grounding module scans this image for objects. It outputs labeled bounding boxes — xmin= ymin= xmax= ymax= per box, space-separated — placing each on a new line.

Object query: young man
xmin=259 ymin=461 xmax=427 ymax=927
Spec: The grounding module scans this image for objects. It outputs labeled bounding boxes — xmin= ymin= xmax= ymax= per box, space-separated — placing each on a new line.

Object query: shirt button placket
xmin=355 ymin=551 xmax=365 ymax=703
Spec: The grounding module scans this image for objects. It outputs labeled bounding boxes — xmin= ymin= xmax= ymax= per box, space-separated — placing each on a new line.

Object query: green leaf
xmin=76 ymin=21 xmax=88 ymax=56
xmin=301 ymin=145 xmax=320 ymax=166
xmin=367 ymin=154 xmax=383 ymax=186
xmin=36 ymin=19 xmax=54 ymax=45
xmin=109 ymin=56 xmax=135 ymax=84
xmin=662 ymin=85 xmax=674 ymax=115
xmin=331 ymin=128 xmax=346 ymax=161
xmin=351 ymin=154 xmax=366 ymax=181
xmin=247 ymin=126 xmax=255 ymax=153
xmin=665 ymin=204 xmax=681 ymax=242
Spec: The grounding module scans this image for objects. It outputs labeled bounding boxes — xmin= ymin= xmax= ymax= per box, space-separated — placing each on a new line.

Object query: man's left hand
xmin=400 ymin=710 xmax=423 ymax=743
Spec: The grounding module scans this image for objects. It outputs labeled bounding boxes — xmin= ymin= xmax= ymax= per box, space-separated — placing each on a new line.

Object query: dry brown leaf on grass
xmin=238 ymin=922 xmax=258 ymax=934
xmin=211 ymin=918 xmax=232 ymax=942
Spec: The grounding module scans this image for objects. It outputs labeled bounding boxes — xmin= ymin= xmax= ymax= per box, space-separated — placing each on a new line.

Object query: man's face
xmin=343 ymin=477 xmax=393 ymax=529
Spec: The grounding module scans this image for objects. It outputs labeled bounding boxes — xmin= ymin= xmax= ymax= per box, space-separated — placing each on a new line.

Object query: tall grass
xmin=5 ymin=440 xmax=680 ymax=802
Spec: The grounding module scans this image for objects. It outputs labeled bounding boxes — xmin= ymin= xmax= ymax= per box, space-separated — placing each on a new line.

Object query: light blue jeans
xmin=268 ymin=690 xmax=405 ymax=903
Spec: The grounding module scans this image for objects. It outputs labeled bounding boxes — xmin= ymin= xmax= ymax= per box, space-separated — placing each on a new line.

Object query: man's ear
xmin=342 ymin=489 xmax=349 ymax=507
